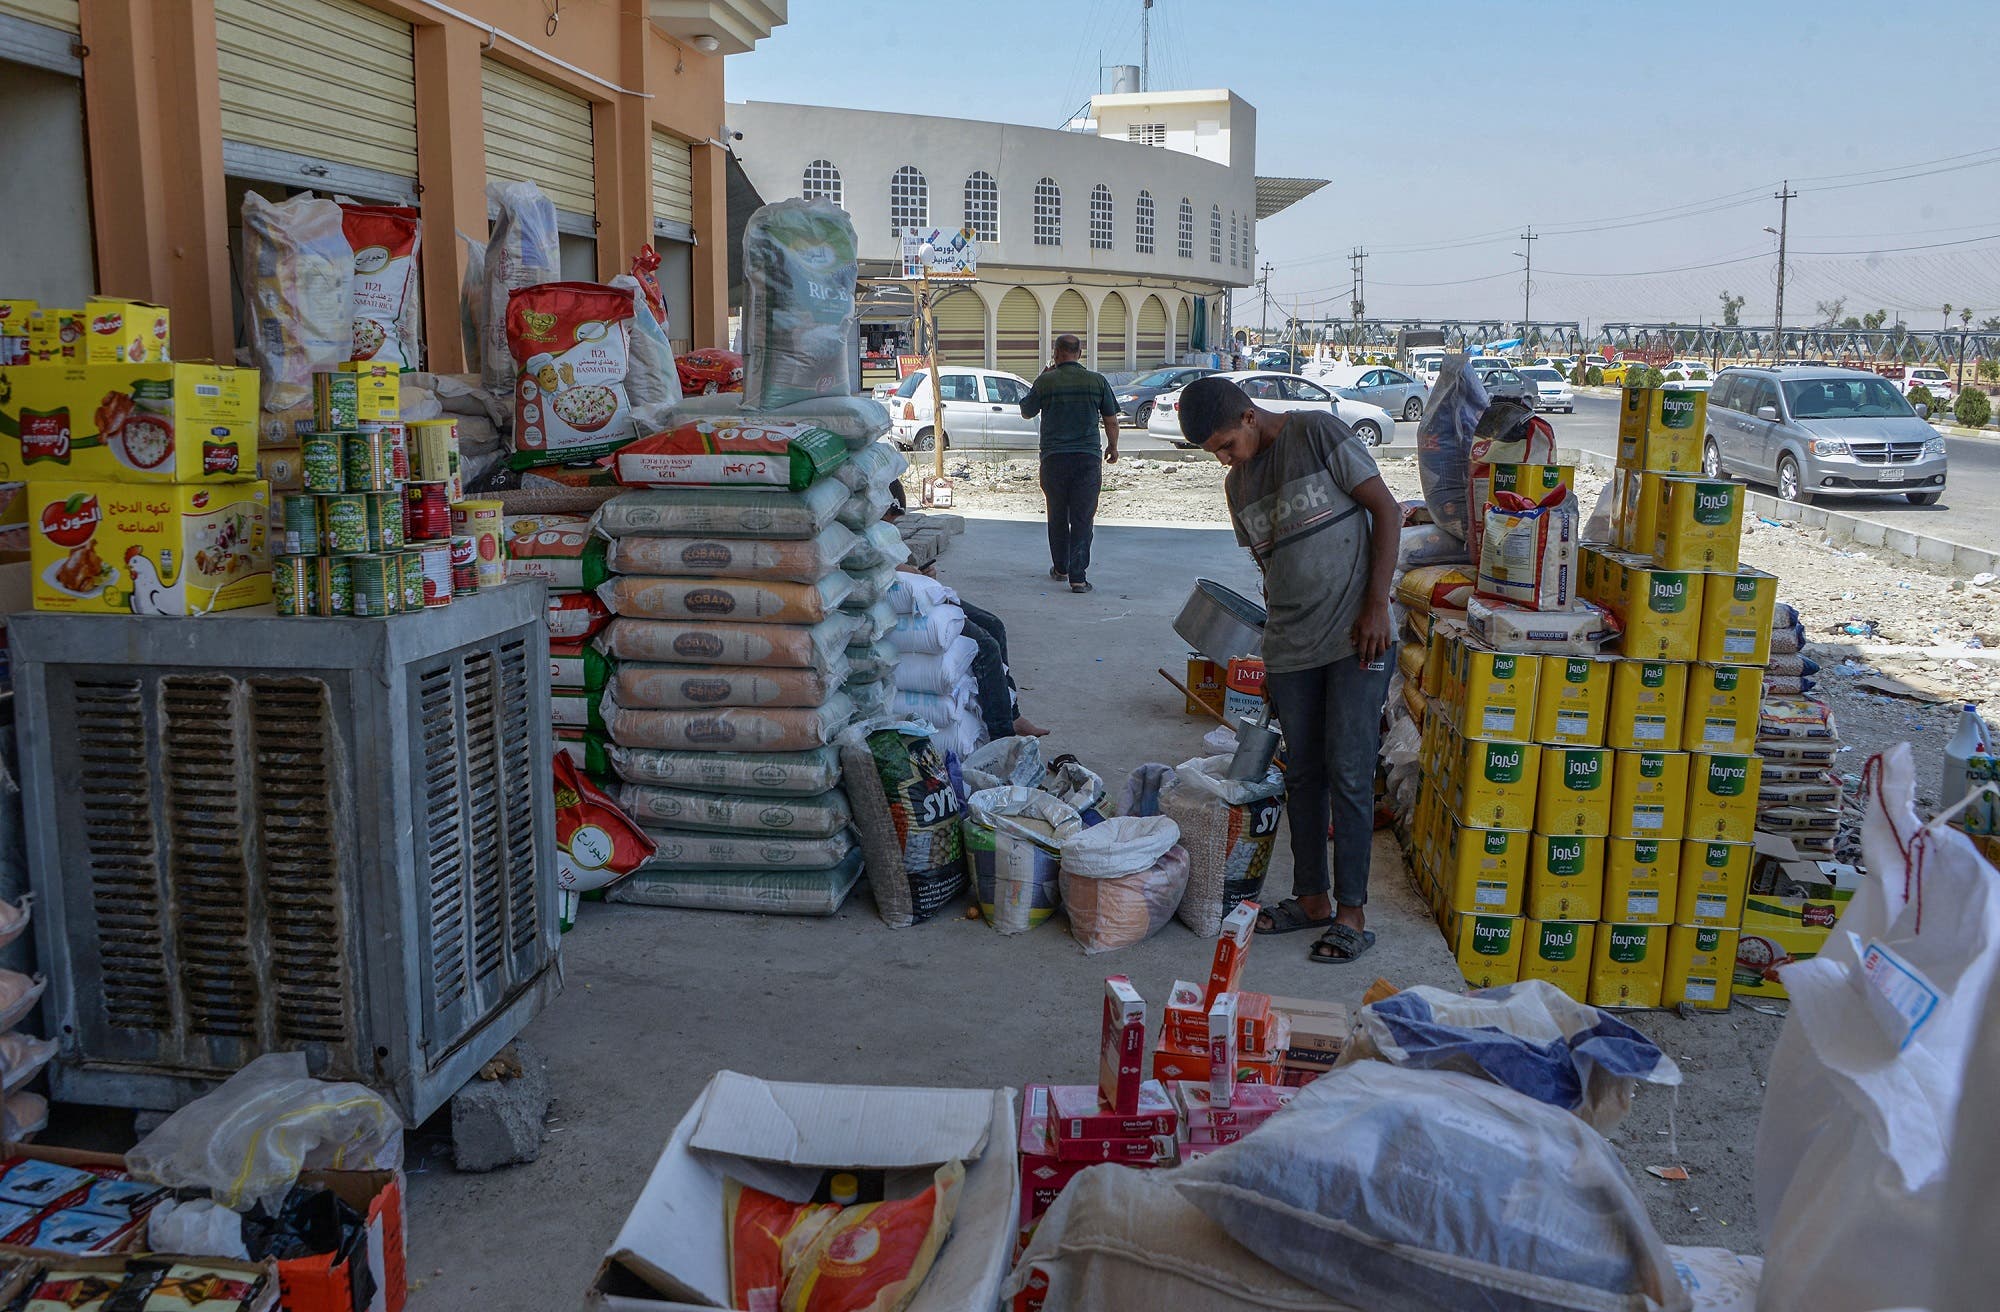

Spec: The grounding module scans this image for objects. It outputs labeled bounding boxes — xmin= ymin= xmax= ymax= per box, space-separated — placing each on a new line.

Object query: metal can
xmin=312 ymin=371 xmax=359 ymax=430
xmin=349 ymin=553 xmax=399 ymax=617
xmin=300 ymin=432 xmax=345 ymax=494
xmin=450 ymin=535 xmax=478 ymax=594
xmin=450 ymin=499 xmax=507 ymax=590
xmin=399 ymin=550 xmax=427 ymax=612
xmin=342 ymin=429 xmax=395 ymax=492
xmin=318 ymin=493 xmax=369 ymax=554
xmin=273 ymin=555 xmax=316 ymax=616
xmin=368 ymin=422 xmax=410 ymax=481
xmin=313 ymin=556 xmax=352 ymax=617
xmin=418 ymin=541 xmax=454 ymax=607
xmin=407 ymin=419 xmax=462 ymax=501
xmin=406 ymin=481 xmax=452 ymax=541
xmin=364 ymin=493 xmax=404 ymax=551
xmin=281 ymin=494 xmax=321 ymax=556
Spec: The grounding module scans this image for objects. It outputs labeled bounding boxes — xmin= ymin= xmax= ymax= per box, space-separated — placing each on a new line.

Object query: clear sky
xmin=730 ymin=0 xmax=2000 ymax=332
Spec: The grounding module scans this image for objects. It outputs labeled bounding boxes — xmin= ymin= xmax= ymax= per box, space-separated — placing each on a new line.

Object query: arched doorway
xmin=995 ymin=287 xmax=1042 ymax=379
xmin=934 ymin=289 xmax=987 ymax=367
xmin=1098 ymin=292 xmax=1131 ymax=373
xmin=1051 ymin=289 xmax=1088 ymax=366
xmin=1174 ymin=297 xmax=1193 ymax=359
xmin=1137 ymin=294 xmax=1167 ymax=367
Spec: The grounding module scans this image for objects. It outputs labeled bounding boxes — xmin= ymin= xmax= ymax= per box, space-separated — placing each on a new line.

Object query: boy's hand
xmin=1353 ymin=598 xmax=1393 ymax=664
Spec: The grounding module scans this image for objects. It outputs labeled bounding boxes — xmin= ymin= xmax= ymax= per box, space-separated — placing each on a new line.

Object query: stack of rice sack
xmin=502 ymin=512 xmax=612 ymax=762
xmin=885 ymin=572 xmax=987 ymax=759
xmin=1756 ymin=602 xmax=1842 ymax=857
xmin=0 ymin=898 xmax=56 ymax=1140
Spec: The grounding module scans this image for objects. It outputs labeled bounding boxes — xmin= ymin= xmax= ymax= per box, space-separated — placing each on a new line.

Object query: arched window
xmin=801 ymin=159 xmax=842 ymax=207
xmin=1089 ymin=184 xmax=1114 ymax=250
xmin=1177 ymin=197 xmax=1194 ymax=259
xmin=963 ymin=171 xmax=997 ymax=242
xmin=1210 ymin=205 xmax=1222 ymax=262
xmin=1034 ymin=176 xmax=1061 ymax=246
xmin=889 ymin=165 xmax=928 ymax=236
xmin=1229 ymin=212 xmax=1238 ymax=265
xmin=1135 ymin=191 xmax=1156 ymax=255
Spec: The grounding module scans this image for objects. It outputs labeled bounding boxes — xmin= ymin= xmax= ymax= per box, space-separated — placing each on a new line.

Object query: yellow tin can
xmin=1653 ymin=477 xmax=1744 ymax=573
xmin=1521 ymin=920 xmax=1596 ymax=1001
xmin=1533 ymin=653 xmax=1612 ymax=746
xmin=1686 ymin=752 xmax=1764 ymax=843
xmin=1603 ymin=836 xmax=1681 ymax=924
xmin=1663 ymin=925 xmax=1739 ymax=1011
xmin=1617 ymin=387 xmax=1706 ymax=471
xmin=1684 ymin=663 xmax=1763 ymax=753
xmin=1676 ymin=839 xmax=1753 ymax=926
xmin=1439 ymin=817 xmax=1529 ymax=916
xmin=1445 ymin=636 xmax=1540 ymax=742
xmin=1609 ymin=554 xmax=1705 ymax=662
xmin=1609 ymin=750 xmax=1691 ymax=840
xmin=1535 ymin=746 xmax=1613 ymax=836
xmin=1446 ymin=912 xmax=1523 ymax=989
xmin=1697 ymin=566 xmax=1778 ymax=666
xmin=1446 ymin=732 xmax=1542 ymax=831
xmin=1525 ymin=832 xmax=1605 ymax=922
xmin=1589 ymin=922 xmax=1669 ymax=1009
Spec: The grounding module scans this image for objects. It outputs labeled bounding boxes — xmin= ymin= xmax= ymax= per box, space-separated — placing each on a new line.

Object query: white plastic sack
xmin=1042 ymin=757 xmax=1108 ymax=818
xmin=1060 ymin=817 xmax=1188 ymax=954
xmin=961 ymin=734 xmax=1044 ymax=794
xmin=965 ymin=786 xmax=1082 ymax=934
xmin=610 ymin=272 xmax=684 ymax=423
xmin=0 ymin=1031 xmax=57 ymax=1095
xmin=890 ymin=603 xmax=965 ymax=654
xmin=667 ymin=392 xmax=892 ymax=445
xmin=1754 ymin=744 xmax=2000 ymax=1312
xmin=148 ymin=1199 xmax=250 ymax=1262
xmin=0 ymin=971 xmax=45 ymax=1032
xmin=846 ymin=520 xmax=912 ymax=571
xmin=127 ymin=1052 xmax=404 ymax=1213
xmin=888 ymin=572 xmax=956 ymax=616
xmin=240 ymin=191 xmax=353 ymax=414
xmin=482 ymin=180 xmax=561 ymax=395
xmin=832 ymin=440 xmax=909 ymax=492
xmin=1939 ymin=964 xmax=2000 ymax=1312
xmin=893 ymin=681 xmax=973 ymax=727
xmin=1477 ymin=485 xmax=1579 ymax=610
xmin=741 ymin=198 xmax=860 ymax=409
xmin=893 ymin=635 xmax=976 ymax=696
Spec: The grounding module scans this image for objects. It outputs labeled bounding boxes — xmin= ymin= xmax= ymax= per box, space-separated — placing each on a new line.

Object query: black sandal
xmin=1255 ymin=898 xmax=1334 ymax=936
xmin=1310 ymin=923 xmax=1377 ymax=963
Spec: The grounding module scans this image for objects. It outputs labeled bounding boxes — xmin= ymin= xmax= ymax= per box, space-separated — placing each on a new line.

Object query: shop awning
xmin=1255 ymin=176 xmax=1329 ymax=221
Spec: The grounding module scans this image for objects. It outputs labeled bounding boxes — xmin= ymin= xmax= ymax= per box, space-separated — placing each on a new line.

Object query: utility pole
xmin=1350 ymin=247 xmax=1367 ymax=350
xmin=1259 ymin=261 xmax=1273 ymax=344
xmin=1768 ymin=181 xmax=1796 ymax=364
xmin=1140 ymin=0 xmax=1152 ymax=91
xmin=1517 ymin=227 xmax=1536 ymax=349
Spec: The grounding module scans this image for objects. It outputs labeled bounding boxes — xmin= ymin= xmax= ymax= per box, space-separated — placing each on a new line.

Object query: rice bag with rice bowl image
xmin=742 ymin=198 xmax=861 ymax=409
xmin=597 ymin=614 xmax=851 ymax=669
xmin=726 ymin=1181 xmax=842 ymax=1312
xmin=340 ymin=203 xmax=423 ymax=368
xmin=598 ymin=690 xmax=856 ymax=752
xmin=610 ymin=658 xmax=848 ymax=709
xmin=506 ymin=281 xmax=638 ymax=468
xmin=596 ymin=571 xmax=854 ymax=624
xmin=504 ymin=513 xmax=609 ymax=591
xmin=554 ymin=754 xmax=656 ymax=897
xmin=604 ymin=741 xmax=843 ymax=795
xmin=548 ymin=590 xmax=612 ymax=641
xmin=594 ymin=477 xmax=849 ymax=539
xmin=611 ymin=417 xmax=848 ymax=490
xmin=604 ymin=521 xmax=860 ymax=582
xmin=615 ymin=781 xmax=852 ymax=837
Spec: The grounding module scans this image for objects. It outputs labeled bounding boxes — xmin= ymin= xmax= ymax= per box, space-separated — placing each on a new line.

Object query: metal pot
xmin=1174 ymin=579 xmax=1266 ymax=665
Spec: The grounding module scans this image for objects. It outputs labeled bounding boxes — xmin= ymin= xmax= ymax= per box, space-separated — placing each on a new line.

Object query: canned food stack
xmin=578 ymin=411 xmax=906 ymax=917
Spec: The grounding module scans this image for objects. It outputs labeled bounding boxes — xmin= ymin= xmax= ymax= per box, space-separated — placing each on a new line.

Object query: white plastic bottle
xmin=1942 ymin=703 xmax=1990 ymax=807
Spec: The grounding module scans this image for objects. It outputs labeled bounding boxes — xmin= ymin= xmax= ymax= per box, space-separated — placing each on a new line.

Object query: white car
xmin=1148 ymin=370 xmax=1397 ymax=446
xmin=1901 ymin=366 xmax=1954 ymax=404
xmin=886 ymin=365 xmax=1042 ymax=450
xmin=1316 ymin=363 xmax=1431 ymax=421
xmin=1657 ymin=359 xmax=1715 ymax=391
xmin=1518 ymin=366 xmax=1574 ymax=413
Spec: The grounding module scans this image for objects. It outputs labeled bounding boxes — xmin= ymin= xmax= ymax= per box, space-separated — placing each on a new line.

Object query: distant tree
xmin=1983 ymin=316 xmax=2000 ymax=332
xmin=1718 ymin=290 xmax=1746 ymax=327
xmin=1839 ymin=316 xmax=1863 ymax=330
xmin=1863 ymin=309 xmax=1890 ymax=330
xmin=1962 ymin=307 xmax=1975 ymax=330
xmin=1815 ymin=297 xmax=1846 ymax=326
xmin=1954 ymin=388 xmax=1991 ymax=428
xmin=1980 ymin=358 xmax=2000 ymax=384
xmin=1943 ymin=303 xmax=1955 ymax=331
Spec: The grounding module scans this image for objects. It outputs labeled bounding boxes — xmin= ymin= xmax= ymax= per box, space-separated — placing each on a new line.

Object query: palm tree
xmin=1943 ymin=303 xmax=1954 ymax=332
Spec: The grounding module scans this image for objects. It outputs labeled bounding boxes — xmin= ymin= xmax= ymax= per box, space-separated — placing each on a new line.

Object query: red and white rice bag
xmin=340 ymin=203 xmax=423 ymax=368
xmin=548 ymin=590 xmax=612 ymax=641
xmin=506 ymin=281 xmax=637 ymax=467
xmin=1476 ymin=484 xmax=1578 ymax=611
xmin=505 ymin=514 xmax=609 ymax=592
xmin=553 ymin=753 xmax=656 ymax=894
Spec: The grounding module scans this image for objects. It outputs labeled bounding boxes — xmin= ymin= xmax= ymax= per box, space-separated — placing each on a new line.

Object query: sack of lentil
xmin=604 ymin=742 xmax=843 ymax=795
xmin=611 ymin=658 xmax=848 ymax=710
xmin=1161 ymin=755 xmax=1286 ymax=937
xmin=741 ymin=198 xmax=860 ymax=410
xmin=606 ymin=846 xmax=863 ymax=916
xmin=840 ymin=724 xmax=966 ymax=928
xmin=599 ymin=690 xmax=856 ymax=752
xmin=1060 ymin=817 xmax=1189 ymax=954
xmin=597 ymin=572 xmax=855 ymax=625
xmin=595 ymin=478 xmax=849 ymax=539
xmin=597 ymin=614 xmax=851 ymax=669
xmin=638 ymin=826 xmax=855 ymax=871
xmin=615 ymin=782 xmax=852 ymax=838
xmin=604 ymin=522 xmax=861 ymax=583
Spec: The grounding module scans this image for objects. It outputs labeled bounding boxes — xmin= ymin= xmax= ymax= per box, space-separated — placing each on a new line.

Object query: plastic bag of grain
xmin=840 ymin=722 xmax=967 ymax=928
xmin=611 ymin=658 xmax=848 ymax=710
xmin=240 ymin=191 xmax=353 ymax=417
xmin=962 ymin=736 xmax=1044 ymax=794
xmin=845 ymin=639 xmax=900 ymax=684
xmin=1476 ymin=484 xmax=1579 ymax=611
xmin=615 ymin=782 xmax=851 ymax=838
xmin=1161 ymin=755 xmax=1286 ymax=936
xmin=1060 ymin=817 xmax=1188 ymax=954
xmin=605 ymin=742 xmax=843 ymax=795
xmin=841 ymin=561 xmax=901 ymax=610
xmin=887 ymin=572 xmax=952 ymax=616
xmin=844 ymin=674 xmax=895 ymax=717
xmin=598 ymin=572 xmax=855 ymax=624
xmin=964 ymin=787 xmax=1083 ymax=935
xmin=742 ymin=198 xmax=860 ymax=410
xmin=637 ymin=826 xmax=855 ymax=871
xmin=1043 ymin=755 xmax=1109 ymax=823
xmin=837 ymin=482 xmax=894 ymax=532
xmin=832 ymin=441 xmax=909 ymax=493
xmin=609 ymin=271 xmax=682 ymax=422
xmin=600 ymin=690 xmax=856 ymax=752
xmin=597 ymin=615 xmax=850 ymax=669
xmin=482 ymin=182 xmax=562 ymax=394
xmin=668 ymin=392 xmax=892 ymax=446
xmin=890 ymin=604 xmax=965 ymax=655
xmin=607 ymin=846 xmax=863 ymax=916
xmin=847 ymin=598 xmax=899 ymax=645
xmin=846 ymin=520 xmax=912 ymax=571
xmin=505 ymin=514 xmax=610 ymax=592
xmin=595 ymin=478 xmax=849 ymax=539
xmin=605 ymin=522 xmax=860 ymax=582
xmin=506 ymin=281 xmax=639 ymax=468
xmin=894 ymin=636 xmax=977 ymax=697
xmin=340 ymin=203 xmax=423 ymax=368
xmin=611 ymin=418 xmax=848 ymax=491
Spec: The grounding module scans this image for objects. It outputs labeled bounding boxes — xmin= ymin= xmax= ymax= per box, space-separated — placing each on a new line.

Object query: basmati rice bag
xmin=612 ymin=418 xmax=849 ymax=490
xmin=669 ymin=391 xmax=892 ymax=444
xmin=726 ymin=1182 xmax=840 ymax=1312
xmin=604 ymin=522 xmax=860 ymax=583
xmin=846 ymin=640 xmax=900 ymax=683
xmin=548 ymin=591 xmax=612 ymax=641
xmin=597 ymin=572 xmax=854 ymax=624
xmin=597 ymin=615 xmax=850 ymax=669
xmin=340 ymin=203 xmax=423 ymax=368
xmin=506 ymin=281 xmax=638 ymax=468
xmin=240 ymin=192 xmax=352 ymax=418
xmin=483 ymin=181 xmax=561 ymax=394
xmin=779 ymin=1160 xmax=964 ymax=1312
xmin=844 ymin=520 xmax=911 ymax=571
xmin=554 ymin=754 xmax=656 ymax=895
xmin=611 ymin=659 xmax=847 ymax=709
xmin=617 ymin=782 xmax=852 ymax=838
xmin=837 ymin=482 xmax=893 ymax=532
xmin=1476 ymin=484 xmax=1579 ymax=611
xmin=640 ymin=826 xmax=855 ymax=871
xmin=965 ymin=787 xmax=1083 ymax=935
xmin=677 ymin=346 xmax=744 ymax=395
xmin=594 ymin=478 xmax=849 ymax=539
xmin=605 ymin=742 xmax=843 ymax=795
xmin=599 ymin=690 xmax=856 ymax=752
xmin=505 ymin=514 xmax=609 ymax=592
xmin=742 ymin=198 xmax=860 ymax=410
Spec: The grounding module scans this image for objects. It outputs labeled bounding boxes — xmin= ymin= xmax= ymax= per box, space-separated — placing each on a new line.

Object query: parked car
xmin=1466 ymin=357 xmax=1538 ymax=406
xmin=1149 ymin=370 xmax=1397 ymax=446
xmin=1252 ymin=348 xmax=1298 ymax=372
xmin=1901 ymin=365 xmax=1955 ymax=404
xmin=1600 ymin=360 xmax=1642 ymax=385
xmin=1112 ymin=365 xmax=1216 ymax=426
xmin=1659 ymin=359 xmax=1715 ymax=391
xmin=887 ymin=365 xmax=1042 ymax=450
xmin=1581 ymin=354 xmax=1612 ymax=372
xmin=1318 ymin=363 xmax=1431 ymax=421
xmin=1518 ymin=366 xmax=1574 ymax=413
xmin=1703 ymin=366 xmax=1948 ymax=506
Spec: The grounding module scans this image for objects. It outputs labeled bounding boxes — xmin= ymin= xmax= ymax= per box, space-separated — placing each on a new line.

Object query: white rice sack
xmin=610 ymin=272 xmax=683 ymax=424
xmin=615 ymin=782 xmax=851 ymax=838
xmin=837 ymin=482 xmax=893 ymax=532
xmin=741 ymin=198 xmax=859 ymax=411
xmin=605 ymin=522 xmax=860 ymax=583
xmin=667 ymin=392 xmax=892 ymax=445
xmin=887 ymin=572 xmax=954 ymax=616
xmin=1476 ymin=487 xmax=1580 ymax=611
xmin=601 ymin=690 xmax=856 ymax=753
xmin=640 ymin=826 xmax=856 ymax=871
xmin=840 ymin=561 xmax=900 ymax=611
xmin=890 ymin=603 xmax=965 ymax=654
xmin=598 ymin=572 xmax=854 ymax=625
xmin=832 ymin=441 xmax=909 ymax=492
xmin=611 ymin=658 xmax=847 ymax=710
xmin=893 ymin=635 xmax=978 ymax=697
xmin=597 ymin=615 xmax=850 ymax=670
xmin=845 ymin=640 xmax=900 ymax=683
xmin=481 ymin=181 xmax=561 ymax=395
xmin=844 ymin=520 xmax=911 ymax=571
xmin=847 ymin=597 xmax=898 ymax=645
xmin=931 ymin=708 xmax=987 ymax=760
xmin=240 ymin=192 xmax=353 ymax=416
xmin=605 ymin=742 xmax=843 ymax=795
xmin=595 ymin=478 xmax=849 ymax=539
xmin=893 ymin=680 xmax=973 ymax=726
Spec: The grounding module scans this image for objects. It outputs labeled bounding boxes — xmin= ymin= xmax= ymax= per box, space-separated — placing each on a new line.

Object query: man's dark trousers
xmin=1041 ymin=452 xmax=1101 ymax=584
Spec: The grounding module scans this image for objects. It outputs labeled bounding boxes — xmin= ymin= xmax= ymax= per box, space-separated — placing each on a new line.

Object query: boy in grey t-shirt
xmin=1178 ymin=376 xmax=1401 ymax=963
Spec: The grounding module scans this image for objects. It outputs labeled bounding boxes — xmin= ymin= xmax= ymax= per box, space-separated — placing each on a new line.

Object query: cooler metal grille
xmin=73 ymin=679 xmax=170 ymax=1031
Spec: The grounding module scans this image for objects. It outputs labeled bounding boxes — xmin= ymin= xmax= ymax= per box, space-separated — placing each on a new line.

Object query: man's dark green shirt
xmin=1020 ymin=360 xmax=1118 ymax=456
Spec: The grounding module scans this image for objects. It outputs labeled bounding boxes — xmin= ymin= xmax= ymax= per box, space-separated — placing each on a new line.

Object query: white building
xmin=727 ymin=88 xmax=1322 ymax=378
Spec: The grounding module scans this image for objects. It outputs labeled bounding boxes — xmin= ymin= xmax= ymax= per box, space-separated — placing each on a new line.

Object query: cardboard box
xmin=1733 ymin=919 xmax=1829 ymax=1001
xmin=1607 ymin=554 xmax=1704 ymax=662
xmin=1161 ymin=978 xmax=1207 ymax=1049
xmin=1203 ymin=902 xmax=1258 ymax=1008
xmin=1520 ymin=920 xmax=1596 ymax=999
xmin=1207 ymin=993 xmax=1239 ymax=1109
xmin=1653 ymin=477 xmax=1743 ymax=573
xmin=338 ymin=360 xmax=401 ymax=421
xmin=1603 ymin=839 xmax=1679 ymax=925
xmin=1589 ymin=923 xmax=1668 ymax=1008
xmin=1697 ymin=566 xmax=1778 ymax=666
xmin=1150 ymin=1036 xmax=1209 ymax=1085
xmin=1533 ymin=653 xmax=1612 ymax=746
xmin=1609 ymin=750 xmax=1690 ymax=841
xmin=286 ymin=1168 xmax=408 ymax=1312
xmin=1684 ymin=663 xmax=1762 ymax=754
xmin=1446 ymin=911 xmax=1523 ymax=988
xmin=84 ymin=298 xmax=171 ymax=364
xmin=0 ymin=1252 xmax=279 ymax=1311
xmin=1445 ymin=732 xmax=1542 ymax=831
xmin=1016 ymin=1084 xmax=1092 ymax=1253
xmin=28 ymin=479 xmax=271 ymax=614
xmin=1183 ymin=657 xmax=1223 ymax=715
xmin=1535 ymin=746 xmax=1613 ymax=837
xmin=1526 ymin=832 xmax=1605 ymax=921
xmin=1099 ymin=976 xmax=1147 ymax=1116
xmin=1169 ymin=1080 xmax=1292 ymax=1132
xmin=1233 ymin=992 xmax=1277 ymax=1056
xmin=1047 ymin=1082 xmax=1176 ymax=1141
xmin=1606 ymin=658 xmax=1687 ymax=753
xmin=1686 ymin=752 xmax=1763 ymax=843
xmin=1266 ymin=996 xmax=1348 ymax=1061
xmin=1677 ymin=839 xmax=1753 ymax=926
xmin=590 ymin=1071 xmax=1015 ymax=1311
xmin=1617 ymin=387 xmax=1706 ymax=470
xmin=0 ymin=361 xmax=257 ymax=483
xmin=1664 ymin=925 xmax=1739 ymax=1011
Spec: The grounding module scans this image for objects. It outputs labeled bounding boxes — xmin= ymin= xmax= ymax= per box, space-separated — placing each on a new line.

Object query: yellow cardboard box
xmin=1445 ymin=636 xmax=1539 ymax=742
xmin=83 ymin=298 xmax=171 ymax=364
xmin=1603 ymin=836 xmax=1679 ymax=924
xmin=1609 ymin=750 xmax=1690 ymax=840
xmin=1446 ymin=912 xmax=1523 ymax=989
xmin=1677 ymin=839 xmax=1753 ymax=927
xmin=1536 ymin=746 xmax=1613 ymax=836
xmin=27 ymin=478 xmax=271 ymax=614
xmin=1439 ymin=817 xmax=1528 ymax=915
xmin=0 ymin=362 xmax=258 ymax=483
xmin=1446 ymin=733 xmax=1542 ymax=831
xmin=1590 ymin=922 xmax=1668 ymax=1008
xmin=1608 ymin=553 xmax=1704 ymax=661
xmin=1617 ymin=386 xmax=1706 ymax=471
xmin=1664 ymin=925 xmax=1739 ymax=1011
xmin=1521 ymin=920 xmax=1596 ymax=1000
xmin=1607 ymin=658 xmax=1688 ymax=751
xmin=337 ymin=360 xmax=401 ymax=421
xmin=1534 ymin=653 xmax=1612 ymax=746
xmin=1526 ymin=832 xmax=1605 ymax=921
xmin=1734 ymin=910 xmax=1832 ymax=1001
xmin=1697 ymin=566 xmax=1778 ymax=665
xmin=1653 ymin=477 xmax=1744 ymax=573
xmin=1686 ymin=752 xmax=1763 ymax=842
xmin=1683 ymin=663 xmax=1763 ymax=753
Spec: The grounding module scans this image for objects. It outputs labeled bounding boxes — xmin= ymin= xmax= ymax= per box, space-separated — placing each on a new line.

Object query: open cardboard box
xmin=588 ymin=1071 xmax=1019 ymax=1310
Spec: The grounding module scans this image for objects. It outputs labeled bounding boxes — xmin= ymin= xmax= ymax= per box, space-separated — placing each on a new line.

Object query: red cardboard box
xmin=1235 ymin=992 xmax=1274 ymax=1055
xmin=1169 ymin=1080 xmax=1292 ymax=1131
xmin=1204 ymin=902 xmax=1259 ymax=1008
xmin=1098 ymin=976 xmax=1147 ymax=1116
xmin=1162 ymin=978 xmax=1207 ymax=1049
xmin=1152 ymin=1036 xmax=1210 ymax=1084
xmin=1047 ymin=1081 xmax=1176 ymax=1140
xmin=1017 ymin=1085 xmax=1091 ymax=1254
xmin=1207 ymin=993 xmax=1239 ymax=1109
xmin=1051 ymin=1134 xmax=1177 ymax=1165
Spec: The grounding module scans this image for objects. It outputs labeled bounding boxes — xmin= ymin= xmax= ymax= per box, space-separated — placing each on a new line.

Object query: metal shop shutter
xmin=994 ymin=287 xmax=1042 ymax=380
xmin=0 ymin=0 xmax=77 ymax=37
xmin=1051 ymin=289 xmax=1087 ymax=360
xmin=1137 ymin=295 xmax=1167 ymax=366
xmin=483 ymin=58 xmax=595 ymax=231
xmin=934 ymin=289 xmax=986 ymax=367
xmin=1097 ymin=292 xmax=1130 ymax=372
xmin=651 ymin=130 xmax=694 ymax=240
xmin=216 ymin=0 xmax=417 ymax=200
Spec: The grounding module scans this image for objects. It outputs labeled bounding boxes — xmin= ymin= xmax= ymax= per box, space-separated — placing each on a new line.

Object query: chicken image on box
xmin=1686 ymin=752 xmax=1763 ymax=843
xmin=1099 ymin=976 xmax=1147 ymax=1116
xmin=1676 ymin=839 xmax=1752 ymax=926
xmin=1684 ymin=663 xmax=1763 ymax=754
xmin=1663 ymin=925 xmax=1739 ymax=1011
xmin=1603 ymin=837 xmax=1681 ymax=925
xmin=1204 ymin=901 xmax=1259 ymax=1007
xmin=1525 ymin=832 xmax=1605 ymax=922
xmin=1589 ymin=922 xmax=1668 ymax=1009
xmin=1533 ymin=653 xmax=1612 ymax=746
xmin=1445 ymin=732 xmax=1542 ymax=831
xmin=1535 ymin=746 xmax=1613 ymax=837
xmin=1697 ymin=566 xmax=1777 ymax=666
xmin=1607 ymin=659 xmax=1688 ymax=752
xmin=1208 ymin=993 xmax=1240 ymax=1109
xmin=1520 ymin=920 xmax=1596 ymax=1000
xmin=1609 ymin=750 xmax=1691 ymax=841
xmin=1445 ymin=912 xmax=1523 ymax=988
xmin=1047 ymin=1081 xmax=1177 ymax=1142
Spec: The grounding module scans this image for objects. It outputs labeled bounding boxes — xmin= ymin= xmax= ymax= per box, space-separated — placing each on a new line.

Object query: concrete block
xmin=1885 ymin=528 xmax=1921 ymax=557
xmin=1916 ymin=535 xmax=1954 ymax=566
xmin=451 ymin=1041 xmax=550 ymax=1172
xmin=1850 ymin=520 xmax=1887 ymax=547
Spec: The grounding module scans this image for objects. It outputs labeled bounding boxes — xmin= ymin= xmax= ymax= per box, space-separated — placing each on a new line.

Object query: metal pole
xmin=1140 ymin=0 xmax=1152 ymax=90
xmin=1519 ymin=228 xmax=1536 ymax=351
xmin=1773 ymin=181 xmax=1796 ymax=364
xmin=1259 ymin=262 xmax=1272 ymax=346
xmin=922 ymin=272 xmax=947 ymax=484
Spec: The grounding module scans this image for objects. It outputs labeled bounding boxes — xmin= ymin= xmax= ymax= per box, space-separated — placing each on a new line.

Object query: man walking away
xmin=1175 ymin=375 xmax=1400 ymax=964
xmin=1020 ymin=333 xmax=1119 ymax=594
